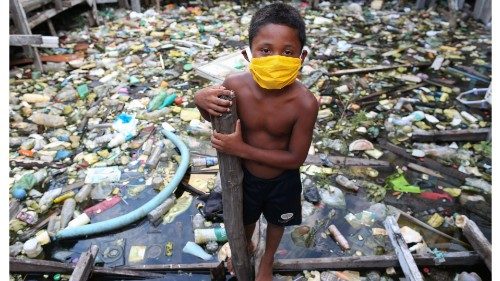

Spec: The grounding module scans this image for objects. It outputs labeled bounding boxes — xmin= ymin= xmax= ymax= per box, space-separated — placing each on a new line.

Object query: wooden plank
xmin=390 ymin=206 xmax=470 ymax=247
xmin=28 ymin=0 xmax=87 ymax=28
xmin=411 ymin=128 xmax=491 ymax=142
xmin=330 ymin=62 xmax=430 ymax=76
xmin=20 ymin=0 xmax=53 ymax=12
xmin=416 ymin=0 xmax=427 ymax=9
xmin=10 ymin=35 xmax=59 ymax=48
xmin=96 ymin=0 xmax=118 ymax=3
xmin=273 ymin=251 xmax=480 ymax=270
xmin=455 ymin=215 xmax=491 ymax=271
xmin=47 ymin=19 xmax=57 ymax=36
xmin=9 ymin=200 xmax=23 ymax=221
xmin=211 ymin=94 xmax=253 ymax=281
xmin=10 ymin=257 xmax=164 ymax=278
xmin=304 ymin=154 xmax=391 ymax=168
xmin=384 ymin=215 xmax=424 ymax=281
xmin=69 ymin=245 xmax=98 ymax=281
xmin=378 ymin=139 xmax=467 ymax=182
xmin=355 ymin=83 xmax=426 ymax=103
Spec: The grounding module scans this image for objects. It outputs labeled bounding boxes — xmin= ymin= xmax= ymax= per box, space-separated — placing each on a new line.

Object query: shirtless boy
xmin=194 ymin=3 xmax=318 ymax=280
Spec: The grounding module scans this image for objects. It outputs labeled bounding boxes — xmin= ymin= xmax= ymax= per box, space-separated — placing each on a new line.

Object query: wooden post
xmin=211 ymin=94 xmax=253 ymax=281
xmin=253 ymin=216 xmax=267 ymax=276
xmin=416 ymin=0 xmax=426 ymax=9
xmin=9 ymin=0 xmax=43 ymax=72
xmin=384 ymin=216 xmax=424 ymax=281
xmin=155 ymin=0 xmax=160 ymax=12
xmin=131 ymin=0 xmax=141 ymax=12
xmin=47 ymin=19 xmax=57 ymax=36
xmin=54 ymin=0 xmax=63 ymax=10
xmin=69 ymin=245 xmax=99 ymax=281
xmin=455 ymin=215 xmax=491 ymax=271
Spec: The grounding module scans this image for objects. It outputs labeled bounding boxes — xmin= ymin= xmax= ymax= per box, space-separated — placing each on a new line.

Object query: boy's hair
xmin=248 ymin=3 xmax=306 ymax=49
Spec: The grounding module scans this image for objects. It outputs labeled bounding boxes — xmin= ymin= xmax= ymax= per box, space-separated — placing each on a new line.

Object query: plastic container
xmin=75 ymin=184 xmax=94 ymax=203
xmin=182 ymin=241 xmax=213 ymax=260
xmin=29 ymin=113 xmax=66 ymax=128
xmin=335 ymin=175 xmax=360 ymax=192
xmin=456 ymin=87 xmax=491 ymax=109
xmin=60 ymin=198 xmax=76 ymax=228
xmin=145 ymin=142 xmax=164 ymax=170
xmin=194 ymin=228 xmax=228 ymax=244
xmin=192 ymin=213 xmax=206 ymax=229
xmin=67 ymin=213 xmax=90 ymax=228
xmin=23 ymin=238 xmax=43 ymax=258
xmin=38 ymin=188 xmax=63 ymax=212
xmin=192 ymin=156 xmax=218 ymax=167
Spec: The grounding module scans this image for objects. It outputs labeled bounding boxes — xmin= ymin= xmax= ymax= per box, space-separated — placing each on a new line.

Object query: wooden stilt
xmin=86 ymin=10 xmax=97 ymax=26
xmin=131 ymin=0 xmax=141 ymax=12
xmin=54 ymin=0 xmax=63 ymax=10
xmin=47 ymin=19 xmax=57 ymax=36
xmin=69 ymin=245 xmax=99 ymax=281
xmin=455 ymin=215 xmax=491 ymax=271
xmin=10 ymin=0 xmax=43 ymax=72
xmin=155 ymin=0 xmax=160 ymax=12
xmin=211 ymin=94 xmax=253 ymax=281
xmin=253 ymin=216 xmax=267 ymax=276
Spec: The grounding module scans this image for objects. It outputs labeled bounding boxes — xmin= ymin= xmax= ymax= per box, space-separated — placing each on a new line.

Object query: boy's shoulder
xmin=223 ymin=72 xmax=252 ymax=90
xmin=293 ymin=81 xmax=320 ymax=112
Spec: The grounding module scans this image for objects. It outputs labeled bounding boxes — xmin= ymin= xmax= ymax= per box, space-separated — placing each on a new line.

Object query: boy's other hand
xmin=194 ymin=85 xmax=233 ymax=116
xmin=211 ymin=119 xmax=244 ymax=156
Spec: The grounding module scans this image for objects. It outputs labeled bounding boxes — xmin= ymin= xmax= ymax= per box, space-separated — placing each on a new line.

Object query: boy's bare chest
xmin=236 ymin=94 xmax=297 ymax=138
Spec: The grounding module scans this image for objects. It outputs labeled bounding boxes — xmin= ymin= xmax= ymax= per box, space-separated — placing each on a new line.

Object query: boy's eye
xmin=260 ymin=48 xmax=270 ymax=54
xmin=283 ymin=50 xmax=293 ymax=55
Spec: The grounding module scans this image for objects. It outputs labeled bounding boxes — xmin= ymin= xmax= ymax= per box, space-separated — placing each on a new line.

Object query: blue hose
xmin=55 ymin=129 xmax=190 ymax=240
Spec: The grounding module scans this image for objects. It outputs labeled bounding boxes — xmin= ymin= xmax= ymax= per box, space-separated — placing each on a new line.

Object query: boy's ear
xmin=300 ymin=49 xmax=308 ymax=63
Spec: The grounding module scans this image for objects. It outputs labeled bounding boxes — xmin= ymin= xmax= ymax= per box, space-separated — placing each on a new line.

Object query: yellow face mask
xmin=249 ymin=55 xmax=302 ymax=90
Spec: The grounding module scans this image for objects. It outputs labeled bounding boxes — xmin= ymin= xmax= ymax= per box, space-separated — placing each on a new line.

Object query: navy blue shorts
xmin=242 ymin=166 xmax=302 ymax=227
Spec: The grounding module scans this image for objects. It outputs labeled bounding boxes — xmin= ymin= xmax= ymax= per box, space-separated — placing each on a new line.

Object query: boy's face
xmin=247 ymin=23 xmax=306 ymax=61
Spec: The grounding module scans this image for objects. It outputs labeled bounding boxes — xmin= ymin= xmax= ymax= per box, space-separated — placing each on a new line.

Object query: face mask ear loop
xmin=245 ymin=46 xmax=253 ymax=60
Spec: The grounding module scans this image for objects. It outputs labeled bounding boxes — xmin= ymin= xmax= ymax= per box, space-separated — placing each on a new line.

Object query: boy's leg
xmin=244 ymin=222 xmax=257 ymax=252
xmin=256 ymin=222 xmax=284 ymax=281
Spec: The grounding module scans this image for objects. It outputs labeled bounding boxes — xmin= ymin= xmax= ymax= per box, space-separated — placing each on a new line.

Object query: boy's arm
xmin=211 ymin=96 xmax=319 ymax=170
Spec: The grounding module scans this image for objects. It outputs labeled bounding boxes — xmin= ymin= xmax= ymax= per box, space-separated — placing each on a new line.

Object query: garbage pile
xmin=9 ymin=0 xmax=490 ymax=280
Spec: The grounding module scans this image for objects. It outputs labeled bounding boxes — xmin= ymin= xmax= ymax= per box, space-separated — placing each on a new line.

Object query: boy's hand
xmin=194 ymin=85 xmax=233 ymax=117
xmin=211 ymin=120 xmax=245 ymax=156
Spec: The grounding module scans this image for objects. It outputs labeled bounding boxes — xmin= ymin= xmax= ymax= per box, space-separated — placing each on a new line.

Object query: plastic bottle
xmin=335 ymin=175 xmax=360 ymax=192
xmin=35 ymin=230 xmax=51 ymax=245
xmin=194 ymin=227 xmax=228 ymax=244
xmin=95 ymin=133 xmax=116 ymax=144
xmin=75 ymin=185 xmax=94 ymax=203
xmin=137 ymin=107 xmax=170 ymax=121
xmin=47 ymin=215 xmax=60 ymax=238
xmin=142 ymin=139 xmax=154 ymax=155
xmin=60 ymin=198 xmax=76 ymax=229
xmin=13 ymin=169 xmax=48 ymax=191
xmin=145 ymin=142 xmax=164 ymax=170
xmin=108 ymin=134 xmax=127 ymax=148
xmin=38 ymin=188 xmax=63 ymax=212
xmin=192 ymin=213 xmax=206 ymax=229
xmin=159 ymin=94 xmax=177 ymax=109
xmin=53 ymin=191 xmax=75 ymax=204
xmin=388 ymin=111 xmax=425 ymax=126
xmin=23 ymin=238 xmax=43 ymax=258
xmin=147 ymin=92 xmax=168 ymax=111
xmin=29 ymin=113 xmax=67 ymax=128
xmin=67 ymin=213 xmax=90 ymax=228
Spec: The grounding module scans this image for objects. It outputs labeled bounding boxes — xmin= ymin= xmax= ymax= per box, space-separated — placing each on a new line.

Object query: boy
xmin=194 ymin=3 xmax=318 ymax=280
